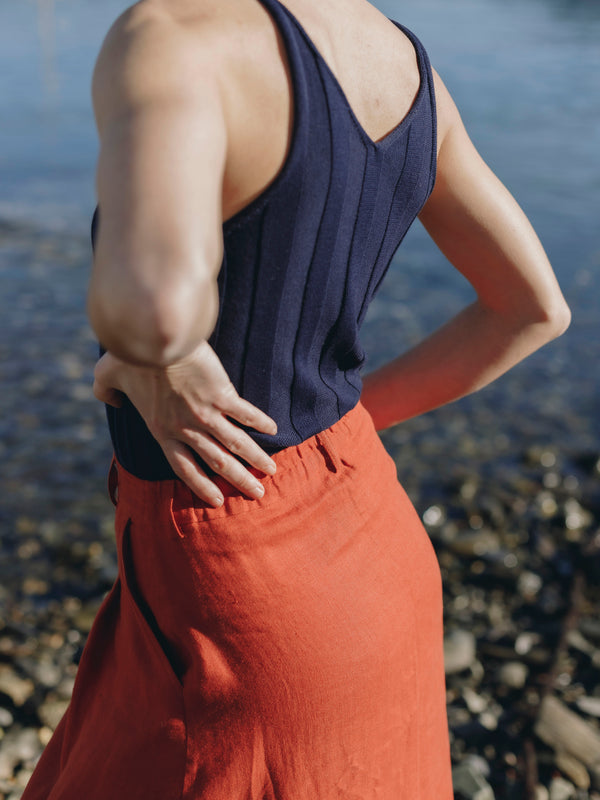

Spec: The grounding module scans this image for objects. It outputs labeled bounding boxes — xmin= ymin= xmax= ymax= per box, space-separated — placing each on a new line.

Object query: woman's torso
xmin=93 ymin=0 xmax=437 ymax=477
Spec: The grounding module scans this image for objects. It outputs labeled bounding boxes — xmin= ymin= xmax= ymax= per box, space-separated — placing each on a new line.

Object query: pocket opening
xmin=108 ymin=457 xmax=119 ymax=506
xmin=120 ymin=519 xmax=186 ymax=688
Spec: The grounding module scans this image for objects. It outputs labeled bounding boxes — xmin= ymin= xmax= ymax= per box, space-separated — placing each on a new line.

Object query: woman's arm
xmin=360 ymin=69 xmax=571 ymax=431
xmin=88 ymin=6 xmax=277 ymax=506
xmin=88 ymin=5 xmax=225 ymax=367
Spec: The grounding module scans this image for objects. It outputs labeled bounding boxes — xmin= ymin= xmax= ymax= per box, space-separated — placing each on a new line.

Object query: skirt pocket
xmin=24 ymin=519 xmax=189 ymax=800
xmin=119 ymin=518 xmax=187 ymax=690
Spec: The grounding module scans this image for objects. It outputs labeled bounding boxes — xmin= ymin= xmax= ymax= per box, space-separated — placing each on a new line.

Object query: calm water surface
xmin=1 ymin=0 xmax=599 ymax=446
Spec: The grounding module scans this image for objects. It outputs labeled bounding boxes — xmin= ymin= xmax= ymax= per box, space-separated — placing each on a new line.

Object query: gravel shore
xmin=1 ymin=221 xmax=599 ymax=800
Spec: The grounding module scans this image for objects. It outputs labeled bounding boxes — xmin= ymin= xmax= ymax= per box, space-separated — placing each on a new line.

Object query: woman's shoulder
xmin=93 ymin=0 xmax=267 ymax=56
xmin=90 ymin=1 xmax=234 ymax=133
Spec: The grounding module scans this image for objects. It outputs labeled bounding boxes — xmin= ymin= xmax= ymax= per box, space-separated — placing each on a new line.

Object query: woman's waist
xmin=106 ymin=388 xmax=364 ymax=482
xmin=111 ymin=398 xmax=396 ymax=539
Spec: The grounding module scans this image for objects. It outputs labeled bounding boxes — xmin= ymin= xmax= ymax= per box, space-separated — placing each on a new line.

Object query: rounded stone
xmin=497 ymin=661 xmax=529 ymax=690
xmin=444 ymin=630 xmax=477 ymax=675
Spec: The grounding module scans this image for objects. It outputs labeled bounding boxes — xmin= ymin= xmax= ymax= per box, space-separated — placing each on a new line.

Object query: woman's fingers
xmin=217 ymin=389 xmax=278 ymax=436
xmin=92 ymin=377 xmax=123 ymax=408
xmin=209 ymin=416 xmax=277 ymax=476
xmin=93 ymin=342 xmax=280 ymax=501
xmin=182 ymin=430 xmax=267 ymax=500
xmin=93 ymin=353 xmax=125 ymax=407
xmin=163 ymin=439 xmax=225 ymax=507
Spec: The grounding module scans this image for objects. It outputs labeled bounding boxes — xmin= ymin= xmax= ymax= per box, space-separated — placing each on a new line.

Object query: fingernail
xmin=253 ymin=482 xmax=265 ymax=498
xmin=266 ymin=459 xmax=277 ymax=475
xmin=212 ymin=493 xmax=224 ymax=507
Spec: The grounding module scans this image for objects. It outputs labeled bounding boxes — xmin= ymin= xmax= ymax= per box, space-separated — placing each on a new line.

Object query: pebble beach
xmin=1 ymin=216 xmax=599 ymax=800
xmin=1 ymin=0 xmax=599 ymax=798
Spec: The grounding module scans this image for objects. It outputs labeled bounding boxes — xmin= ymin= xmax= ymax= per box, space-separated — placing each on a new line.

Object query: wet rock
xmin=444 ymin=630 xmax=477 ymax=675
xmin=38 ymin=725 xmax=54 ymax=747
xmin=478 ymin=709 xmax=500 ymax=731
xmin=496 ymin=661 xmax=529 ymax=689
xmin=73 ymin=598 xmax=103 ymax=633
xmin=517 ymin=570 xmax=543 ymax=598
xmin=448 ymin=530 xmax=501 ymax=558
xmin=0 ymin=667 xmax=35 ymax=707
xmin=555 ymin=751 xmax=590 ymax=790
xmin=535 ymin=696 xmax=600 ymax=788
xmin=0 ymin=707 xmax=14 ymax=728
xmin=580 ymin=619 xmax=600 ymax=644
xmin=422 ymin=504 xmax=446 ymax=527
xmin=563 ymin=498 xmax=592 ymax=531
xmin=461 ymin=754 xmax=491 ymax=779
xmin=55 ymin=676 xmax=76 ymax=701
xmin=548 ymin=777 xmax=577 ymax=800
xmin=463 ymin=687 xmax=488 ymax=715
xmin=15 ymin=767 xmax=34 ymax=790
xmin=448 ymin=705 xmax=472 ymax=729
xmin=515 ymin=632 xmax=542 ymax=656
xmin=526 ymin=446 xmax=559 ymax=469
xmin=577 ymin=697 xmax=600 ymax=718
xmin=567 ymin=629 xmax=600 ymax=664
xmin=480 ymin=641 xmax=551 ymax=667
xmin=38 ymin=698 xmax=69 ymax=731
xmin=21 ymin=577 xmax=50 ymax=596
xmin=452 ymin=761 xmax=495 ymax=799
xmin=536 ymin=491 xmax=559 ymax=518
xmin=0 ymin=728 xmax=42 ymax=780
xmin=19 ymin=656 xmax=62 ymax=689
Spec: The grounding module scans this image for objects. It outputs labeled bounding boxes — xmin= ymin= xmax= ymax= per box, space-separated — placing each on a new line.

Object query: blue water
xmin=1 ymin=0 xmax=598 ymax=255
xmin=1 ymin=0 xmax=599 ymax=439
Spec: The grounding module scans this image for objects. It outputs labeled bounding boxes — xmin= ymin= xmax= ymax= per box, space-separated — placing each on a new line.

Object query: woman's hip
xmin=108 ymin=400 xmax=443 ymax=680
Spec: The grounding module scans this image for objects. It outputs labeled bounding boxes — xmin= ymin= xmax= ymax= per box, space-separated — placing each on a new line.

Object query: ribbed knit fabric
xmin=91 ymin=0 xmax=437 ymax=480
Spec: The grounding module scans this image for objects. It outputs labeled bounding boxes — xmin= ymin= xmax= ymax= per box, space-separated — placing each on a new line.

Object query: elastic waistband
xmin=108 ymin=401 xmax=379 ymax=519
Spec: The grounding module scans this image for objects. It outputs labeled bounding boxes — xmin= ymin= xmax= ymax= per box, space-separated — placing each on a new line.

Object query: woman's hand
xmin=92 ymin=341 xmax=277 ymax=507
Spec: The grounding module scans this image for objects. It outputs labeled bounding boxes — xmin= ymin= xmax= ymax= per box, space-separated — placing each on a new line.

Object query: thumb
xmin=93 ymin=377 xmax=124 ymax=408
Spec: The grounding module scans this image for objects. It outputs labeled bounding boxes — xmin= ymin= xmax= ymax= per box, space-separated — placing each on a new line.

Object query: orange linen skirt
xmin=23 ymin=401 xmax=452 ymax=800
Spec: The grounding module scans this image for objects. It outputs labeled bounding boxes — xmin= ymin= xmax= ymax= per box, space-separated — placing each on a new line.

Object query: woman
xmin=23 ymin=0 xmax=570 ymax=798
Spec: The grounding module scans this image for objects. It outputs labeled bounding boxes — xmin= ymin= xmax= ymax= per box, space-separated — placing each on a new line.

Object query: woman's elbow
xmin=539 ymin=295 xmax=572 ymax=340
xmin=495 ymin=279 xmax=572 ymax=342
xmin=87 ymin=273 xmax=219 ymax=366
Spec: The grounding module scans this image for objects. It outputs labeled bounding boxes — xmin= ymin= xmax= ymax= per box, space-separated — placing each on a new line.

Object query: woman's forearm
xmin=364 ymin=68 xmax=571 ymax=434
xmin=360 ymin=299 xmax=570 ymax=431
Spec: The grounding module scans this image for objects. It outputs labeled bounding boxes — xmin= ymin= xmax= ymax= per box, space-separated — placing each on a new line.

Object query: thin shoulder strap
xmin=389 ymin=18 xmax=438 ymax=188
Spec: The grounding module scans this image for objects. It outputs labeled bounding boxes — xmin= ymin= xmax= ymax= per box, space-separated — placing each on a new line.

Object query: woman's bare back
xmin=130 ymin=0 xmax=422 ymax=222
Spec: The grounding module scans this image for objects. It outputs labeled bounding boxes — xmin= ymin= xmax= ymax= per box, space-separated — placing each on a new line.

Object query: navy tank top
xmin=91 ymin=0 xmax=437 ymax=481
